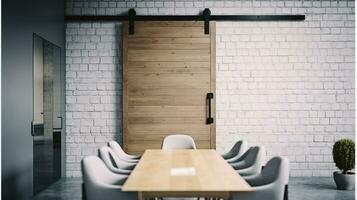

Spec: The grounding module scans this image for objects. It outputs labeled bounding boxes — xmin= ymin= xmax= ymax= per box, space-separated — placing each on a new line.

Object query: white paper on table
xmin=170 ymin=167 xmax=196 ymax=176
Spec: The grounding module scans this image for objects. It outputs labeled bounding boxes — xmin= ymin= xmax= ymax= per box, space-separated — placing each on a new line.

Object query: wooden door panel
xmin=127 ymin=73 xmax=211 ymax=82
xmin=133 ymin=21 xmax=205 ymax=27
xmin=128 ymin=42 xmax=210 ymax=50
xmin=128 ymin=124 xmax=210 ymax=132
xmin=127 ymin=37 xmax=211 ymax=45
xmin=127 ymin=133 xmax=211 ymax=142
xmin=132 ymin=27 xmax=209 ymax=38
xmin=127 ymin=61 xmax=211 ymax=68
xmin=128 ymin=88 xmax=208 ymax=97
xmin=127 ymin=50 xmax=210 ymax=62
xmin=128 ymin=81 xmax=210 ymax=90
xmin=128 ymin=117 xmax=205 ymax=125
xmin=129 ymin=96 xmax=207 ymax=106
xmin=126 ymin=141 xmax=211 ymax=154
xmin=123 ymin=21 xmax=216 ymax=154
xmin=127 ymin=106 xmax=206 ymax=118
xmin=127 ymin=61 xmax=210 ymax=74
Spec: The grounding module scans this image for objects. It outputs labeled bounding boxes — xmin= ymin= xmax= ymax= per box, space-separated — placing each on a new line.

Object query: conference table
xmin=122 ymin=149 xmax=252 ymax=200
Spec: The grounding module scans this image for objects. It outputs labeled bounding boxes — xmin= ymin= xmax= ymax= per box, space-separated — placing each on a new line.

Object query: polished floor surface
xmin=33 ymin=177 xmax=354 ymax=200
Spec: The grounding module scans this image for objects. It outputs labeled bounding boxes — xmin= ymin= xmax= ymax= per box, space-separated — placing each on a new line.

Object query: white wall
xmin=65 ymin=0 xmax=355 ymax=177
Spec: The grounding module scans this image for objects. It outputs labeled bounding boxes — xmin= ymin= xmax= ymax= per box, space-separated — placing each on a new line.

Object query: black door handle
xmin=206 ymin=93 xmax=214 ymax=124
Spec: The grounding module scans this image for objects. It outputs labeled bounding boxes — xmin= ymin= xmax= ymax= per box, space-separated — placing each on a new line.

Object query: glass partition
xmin=32 ymin=34 xmax=62 ymax=194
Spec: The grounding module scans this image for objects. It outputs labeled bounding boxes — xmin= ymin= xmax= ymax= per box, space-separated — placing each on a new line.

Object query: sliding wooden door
xmin=123 ymin=21 xmax=216 ymax=154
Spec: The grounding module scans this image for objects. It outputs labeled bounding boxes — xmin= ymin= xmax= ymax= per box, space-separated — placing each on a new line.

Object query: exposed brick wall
xmin=65 ymin=22 xmax=123 ymax=177
xmin=65 ymin=0 xmax=355 ymax=177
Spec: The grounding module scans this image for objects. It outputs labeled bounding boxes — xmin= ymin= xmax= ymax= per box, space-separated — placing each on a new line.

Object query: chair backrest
xmin=261 ymin=156 xmax=290 ymax=185
xmin=108 ymin=141 xmax=140 ymax=162
xmin=235 ymin=146 xmax=266 ymax=168
xmin=225 ymin=140 xmax=248 ymax=158
xmin=245 ymin=146 xmax=265 ymax=166
xmin=161 ymin=134 xmax=197 ymax=150
xmin=82 ymin=156 xmax=129 ymax=200
xmin=99 ymin=146 xmax=133 ymax=170
xmin=108 ymin=141 xmax=127 ymax=157
xmin=82 ymin=156 xmax=126 ymax=189
xmin=240 ymin=156 xmax=289 ymax=200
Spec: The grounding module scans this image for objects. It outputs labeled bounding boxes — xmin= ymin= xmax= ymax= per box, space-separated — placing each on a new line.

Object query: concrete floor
xmin=33 ymin=177 xmax=355 ymax=200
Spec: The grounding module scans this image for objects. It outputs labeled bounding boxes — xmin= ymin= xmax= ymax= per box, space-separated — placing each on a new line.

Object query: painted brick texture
xmin=65 ymin=0 xmax=355 ymax=177
xmin=66 ymin=22 xmax=123 ymax=177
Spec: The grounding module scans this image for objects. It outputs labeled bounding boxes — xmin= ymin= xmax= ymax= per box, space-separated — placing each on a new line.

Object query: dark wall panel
xmin=1 ymin=0 xmax=64 ymax=199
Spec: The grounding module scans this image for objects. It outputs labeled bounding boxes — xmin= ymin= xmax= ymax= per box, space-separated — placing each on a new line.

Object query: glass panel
xmin=33 ymin=35 xmax=44 ymax=137
xmin=33 ymin=34 xmax=62 ymax=195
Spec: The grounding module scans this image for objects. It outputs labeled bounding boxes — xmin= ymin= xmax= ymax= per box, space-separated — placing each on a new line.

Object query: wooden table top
xmin=122 ymin=149 xmax=252 ymax=192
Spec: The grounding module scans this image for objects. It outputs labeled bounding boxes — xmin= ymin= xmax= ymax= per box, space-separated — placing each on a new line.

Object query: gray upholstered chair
xmin=230 ymin=146 xmax=266 ymax=177
xmin=230 ymin=156 xmax=290 ymax=200
xmin=99 ymin=146 xmax=136 ymax=175
xmin=161 ymin=134 xmax=196 ymax=150
xmin=108 ymin=141 xmax=140 ymax=163
xmin=221 ymin=140 xmax=248 ymax=162
xmin=81 ymin=156 xmax=137 ymax=200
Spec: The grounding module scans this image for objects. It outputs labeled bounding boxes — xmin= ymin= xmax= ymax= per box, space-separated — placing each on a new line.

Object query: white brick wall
xmin=65 ymin=0 xmax=355 ymax=177
xmin=66 ymin=22 xmax=123 ymax=177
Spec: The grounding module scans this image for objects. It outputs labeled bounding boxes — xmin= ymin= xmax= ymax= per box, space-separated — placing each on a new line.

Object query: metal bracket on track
xmin=203 ymin=8 xmax=211 ymax=35
xmin=129 ymin=8 xmax=136 ymax=35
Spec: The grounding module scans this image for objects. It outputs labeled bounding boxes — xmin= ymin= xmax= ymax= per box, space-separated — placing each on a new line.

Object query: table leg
xmin=138 ymin=192 xmax=144 ymax=200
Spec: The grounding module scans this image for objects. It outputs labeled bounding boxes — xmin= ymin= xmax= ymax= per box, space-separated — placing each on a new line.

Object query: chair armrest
xmin=226 ymin=156 xmax=238 ymax=163
xmin=126 ymin=154 xmax=141 ymax=159
xmin=221 ymin=152 xmax=230 ymax=159
xmin=221 ymin=150 xmax=235 ymax=159
xmin=236 ymin=165 xmax=259 ymax=176
xmin=121 ymin=157 xmax=139 ymax=163
xmin=111 ymin=167 xmax=132 ymax=175
xmin=228 ymin=154 xmax=245 ymax=163
xmin=230 ymin=161 xmax=248 ymax=170
xmin=252 ymin=183 xmax=275 ymax=191
xmin=119 ymin=158 xmax=137 ymax=170
xmin=242 ymin=174 xmax=262 ymax=183
xmin=244 ymin=175 xmax=270 ymax=187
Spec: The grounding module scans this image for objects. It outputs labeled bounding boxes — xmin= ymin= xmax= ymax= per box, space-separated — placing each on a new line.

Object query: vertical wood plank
xmin=138 ymin=191 xmax=144 ymax=200
xmin=123 ymin=22 xmax=129 ymax=152
xmin=210 ymin=21 xmax=216 ymax=149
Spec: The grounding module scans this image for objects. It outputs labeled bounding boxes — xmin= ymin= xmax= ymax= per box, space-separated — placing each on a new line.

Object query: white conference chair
xmin=161 ymin=134 xmax=196 ymax=150
xmin=108 ymin=141 xmax=140 ymax=163
xmin=230 ymin=146 xmax=266 ymax=177
xmin=221 ymin=140 xmax=248 ymax=162
xmin=230 ymin=156 xmax=290 ymax=200
xmin=99 ymin=146 xmax=135 ymax=175
xmin=81 ymin=156 xmax=137 ymax=200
